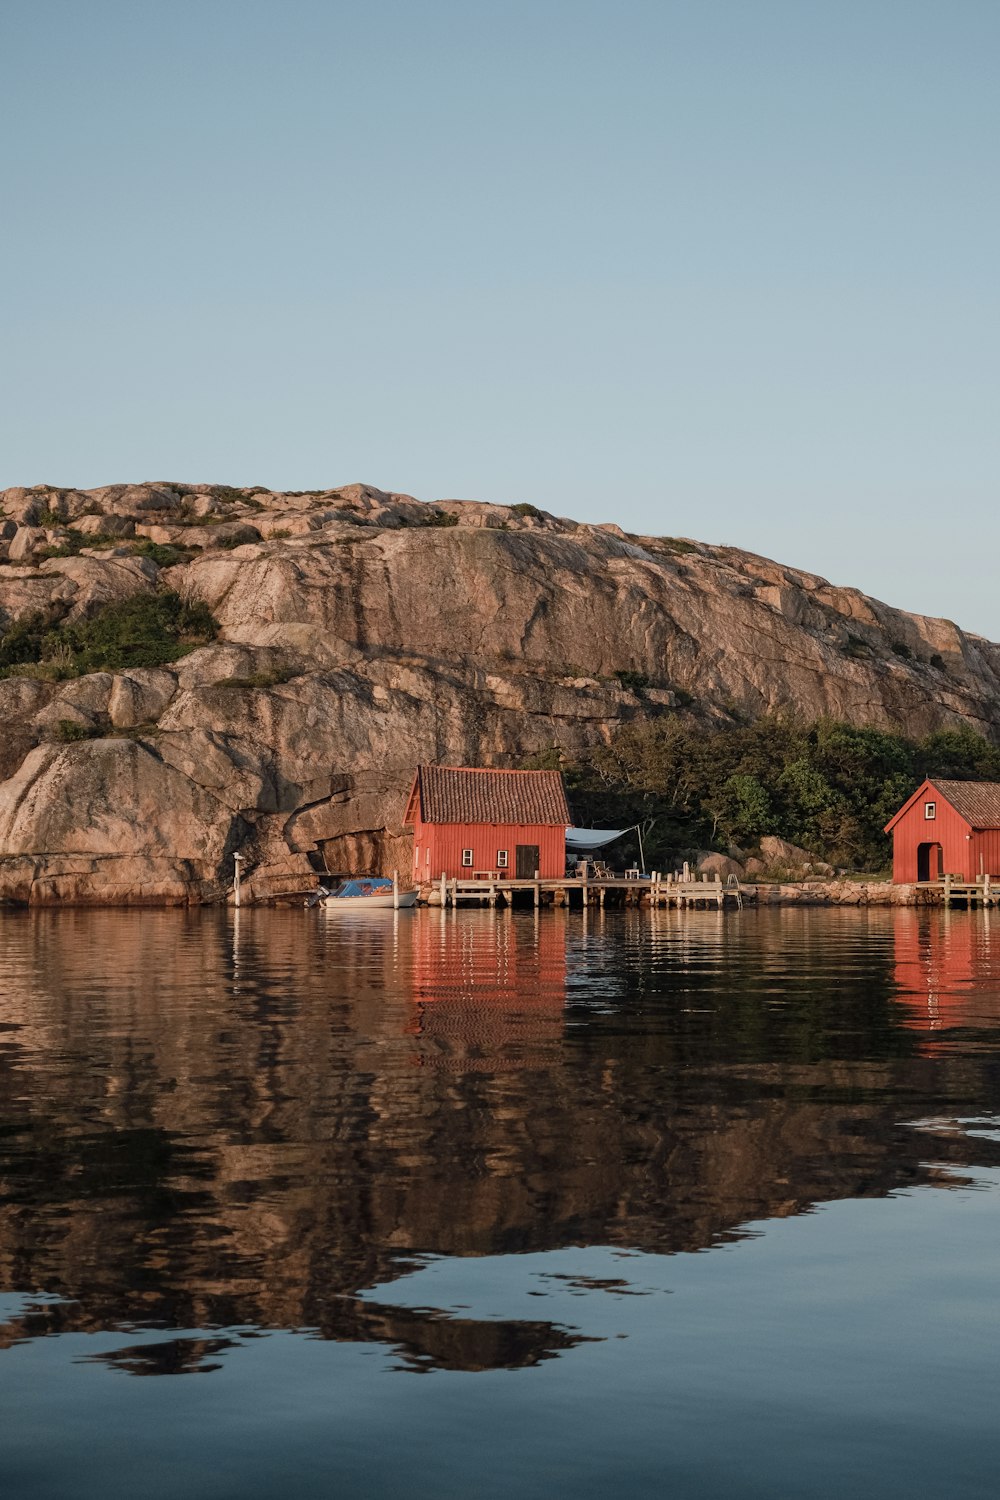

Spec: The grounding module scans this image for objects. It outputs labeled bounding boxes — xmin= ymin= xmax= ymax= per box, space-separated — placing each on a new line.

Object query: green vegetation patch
xmin=36 ymin=529 xmax=87 ymax=559
xmin=53 ymin=719 xmax=101 ymax=743
xmin=613 ymin=669 xmax=651 ymax=697
xmin=562 ymin=715 xmax=1000 ymax=873
xmin=37 ymin=528 xmax=130 ymax=559
xmin=50 ymin=717 xmax=160 ymax=744
xmin=0 ymin=592 xmax=217 ymax=680
xmin=34 ymin=505 xmax=68 ymax=527
xmin=129 ymin=539 xmax=193 ymax=567
xmin=641 ymin=536 xmax=699 ymax=556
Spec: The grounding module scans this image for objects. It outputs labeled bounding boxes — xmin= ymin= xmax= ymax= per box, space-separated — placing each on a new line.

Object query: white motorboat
xmin=311 ymin=877 xmax=418 ymax=910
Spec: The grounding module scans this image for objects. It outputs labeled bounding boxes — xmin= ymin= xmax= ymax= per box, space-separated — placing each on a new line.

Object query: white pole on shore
xmin=636 ymin=823 xmax=646 ymax=875
xmin=393 ymin=869 xmax=399 ymax=909
xmin=233 ymin=853 xmax=244 ymax=908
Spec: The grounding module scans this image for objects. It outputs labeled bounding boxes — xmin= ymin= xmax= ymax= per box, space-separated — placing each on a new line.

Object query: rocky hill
xmin=1 ymin=480 xmax=999 ymax=904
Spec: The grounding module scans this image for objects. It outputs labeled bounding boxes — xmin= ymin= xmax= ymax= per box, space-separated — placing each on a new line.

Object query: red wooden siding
xmin=889 ymin=792 xmax=969 ymax=881
xmin=970 ymin=830 xmax=1000 ymax=879
xmin=410 ymin=817 xmax=566 ymax=881
xmin=884 ymin=778 xmax=1000 ymax=882
xmin=405 ymin=766 xmax=571 ymax=882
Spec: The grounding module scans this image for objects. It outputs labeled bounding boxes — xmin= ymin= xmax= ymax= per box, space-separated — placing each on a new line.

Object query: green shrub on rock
xmin=418 ymin=509 xmax=459 ymax=528
xmin=130 ymin=539 xmax=193 ymax=567
xmin=53 ymin=719 xmax=101 ymax=743
xmin=0 ymin=592 xmax=217 ymax=680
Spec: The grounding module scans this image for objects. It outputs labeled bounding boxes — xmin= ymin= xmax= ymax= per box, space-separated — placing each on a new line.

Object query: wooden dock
xmin=425 ymin=871 xmax=745 ymax=910
xmin=923 ymin=874 xmax=1000 ymax=909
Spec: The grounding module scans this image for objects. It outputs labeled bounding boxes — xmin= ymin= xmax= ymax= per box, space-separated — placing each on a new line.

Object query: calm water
xmin=2 ymin=905 xmax=1000 ymax=1499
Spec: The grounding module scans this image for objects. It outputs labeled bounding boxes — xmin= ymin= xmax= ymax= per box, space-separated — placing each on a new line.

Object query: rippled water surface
xmin=3 ymin=905 xmax=1000 ymax=1498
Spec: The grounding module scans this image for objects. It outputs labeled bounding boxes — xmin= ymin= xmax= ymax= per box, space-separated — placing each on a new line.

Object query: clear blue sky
xmin=3 ymin=1 xmax=997 ymax=634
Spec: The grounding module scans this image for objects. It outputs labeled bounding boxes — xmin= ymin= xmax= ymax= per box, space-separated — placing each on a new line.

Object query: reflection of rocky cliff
xmin=4 ymin=481 xmax=1000 ymax=904
xmin=1 ymin=909 xmax=1000 ymax=1372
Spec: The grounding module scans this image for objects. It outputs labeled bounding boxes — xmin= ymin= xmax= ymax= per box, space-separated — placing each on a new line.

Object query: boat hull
xmin=321 ymin=890 xmax=418 ymax=910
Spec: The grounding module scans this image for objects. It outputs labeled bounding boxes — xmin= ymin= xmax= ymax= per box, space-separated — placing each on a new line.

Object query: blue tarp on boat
xmin=331 ymin=877 xmax=394 ymax=899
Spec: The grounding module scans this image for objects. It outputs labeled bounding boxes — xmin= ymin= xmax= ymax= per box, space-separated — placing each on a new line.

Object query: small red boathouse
xmin=884 ymin=779 xmax=1000 ymax=883
xmin=404 ymin=765 xmax=571 ymax=883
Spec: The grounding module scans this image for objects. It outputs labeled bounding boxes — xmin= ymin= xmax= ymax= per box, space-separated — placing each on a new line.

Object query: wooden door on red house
xmin=515 ymin=844 xmax=540 ymax=879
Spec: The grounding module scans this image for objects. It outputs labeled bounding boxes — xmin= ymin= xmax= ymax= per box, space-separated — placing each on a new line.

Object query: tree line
xmin=548 ymin=717 xmax=1000 ymax=873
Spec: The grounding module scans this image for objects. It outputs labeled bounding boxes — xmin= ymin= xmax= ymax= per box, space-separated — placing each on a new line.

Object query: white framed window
xmin=925 ymin=802 xmax=936 ymax=820
xmin=462 ymin=848 xmax=474 ymax=867
xmin=497 ymin=849 xmax=509 ymax=868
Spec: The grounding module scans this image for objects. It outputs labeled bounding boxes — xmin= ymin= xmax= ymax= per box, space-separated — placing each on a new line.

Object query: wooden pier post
xmin=393 ymin=869 xmax=399 ymax=910
xmin=233 ymin=852 xmax=244 ymax=909
xmin=534 ymin=868 xmax=541 ymax=908
xmin=440 ymin=872 xmax=447 ymax=908
xmin=944 ymin=872 xmax=952 ymax=909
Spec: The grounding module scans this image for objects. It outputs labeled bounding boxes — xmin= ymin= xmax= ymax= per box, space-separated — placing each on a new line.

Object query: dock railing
xmin=433 ymin=869 xmax=745 ymax=910
xmin=921 ymin=873 xmax=999 ymax=908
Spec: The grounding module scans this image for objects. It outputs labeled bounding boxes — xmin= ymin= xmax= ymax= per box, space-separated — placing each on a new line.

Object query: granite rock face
xmin=2 ymin=480 xmax=1000 ymax=904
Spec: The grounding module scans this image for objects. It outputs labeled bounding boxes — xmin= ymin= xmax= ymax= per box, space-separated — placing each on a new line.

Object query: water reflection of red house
xmin=892 ymin=912 xmax=1000 ymax=1049
xmin=407 ymin=916 xmax=567 ymax=1069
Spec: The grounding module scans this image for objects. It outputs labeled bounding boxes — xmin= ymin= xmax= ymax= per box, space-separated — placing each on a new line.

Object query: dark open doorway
xmin=917 ymin=842 xmax=943 ymax=882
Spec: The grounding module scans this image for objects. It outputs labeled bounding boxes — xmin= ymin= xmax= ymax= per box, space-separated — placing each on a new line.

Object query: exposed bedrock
xmin=2 ymin=480 xmax=999 ymax=903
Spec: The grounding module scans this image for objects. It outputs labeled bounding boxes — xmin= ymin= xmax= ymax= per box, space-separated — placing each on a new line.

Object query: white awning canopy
xmin=565 ymin=827 xmax=631 ymax=851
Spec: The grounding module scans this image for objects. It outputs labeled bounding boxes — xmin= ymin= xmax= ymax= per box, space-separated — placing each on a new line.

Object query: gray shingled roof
xmin=415 ymin=765 xmax=571 ymax=826
xmin=932 ymin=779 xmax=1000 ymax=828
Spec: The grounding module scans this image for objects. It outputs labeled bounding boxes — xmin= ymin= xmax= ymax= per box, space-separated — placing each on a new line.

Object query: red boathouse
xmin=884 ymin=779 xmax=1000 ymax=883
xmin=404 ymin=765 xmax=571 ymax=883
